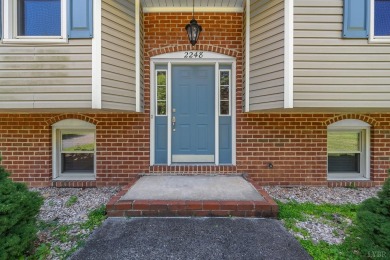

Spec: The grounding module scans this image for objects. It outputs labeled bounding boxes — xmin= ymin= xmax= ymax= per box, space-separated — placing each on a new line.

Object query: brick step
xmin=107 ymin=199 xmax=277 ymax=218
xmin=106 ymin=177 xmax=278 ymax=218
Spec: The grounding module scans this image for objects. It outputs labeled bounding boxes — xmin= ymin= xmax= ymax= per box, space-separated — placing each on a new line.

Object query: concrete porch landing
xmin=107 ymin=175 xmax=278 ymax=218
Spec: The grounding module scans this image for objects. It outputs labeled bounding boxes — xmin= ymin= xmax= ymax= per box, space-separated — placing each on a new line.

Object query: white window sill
xmin=1 ymin=38 xmax=68 ymax=44
xmin=327 ymin=174 xmax=369 ymax=181
xmin=369 ymin=37 xmax=390 ymax=44
xmin=53 ymin=174 xmax=96 ymax=181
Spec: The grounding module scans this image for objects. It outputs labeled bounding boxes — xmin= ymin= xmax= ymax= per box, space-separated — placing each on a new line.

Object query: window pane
xmin=62 ymin=132 xmax=95 ymax=152
xmin=18 ymin=0 xmax=61 ymax=36
xmin=220 ymin=71 xmax=229 ymax=85
xmin=220 ymin=86 xmax=229 ymax=100
xmin=328 ymin=132 xmax=360 ymax=152
xmin=328 ymin=153 xmax=360 ymax=173
xmin=375 ymin=0 xmax=390 ymax=36
xmin=157 ymin=101 xmax=166 ymax=115
xmin=157 ymin=85 xmax=166 ymax=101
xmin=62 ymin=153 xmax=94 ymax=173
xmin=157 ymin=71 xmax=166 ymax=85
xmin=220 ymin=101 xmax=229 ymax=115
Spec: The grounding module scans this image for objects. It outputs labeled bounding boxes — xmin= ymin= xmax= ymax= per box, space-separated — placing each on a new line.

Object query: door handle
xmin=172 ymin=116 xmax=176 ymax=131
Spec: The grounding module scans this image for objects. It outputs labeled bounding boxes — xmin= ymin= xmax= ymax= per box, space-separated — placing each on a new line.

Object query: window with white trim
xmin=219 ymin=70 xmax=231 ymax=115
xmin=370 ymin=0 xmax=390 ymax=42
xmin=327 ymin=119 xmax=370 ymax=180
xmin=52 ymin=119 xmax=96 ymax=180
xmin=3 ymin=0 xmax=67 ymax=43
xmin=156 ymin=70 xmax=167 ymax=116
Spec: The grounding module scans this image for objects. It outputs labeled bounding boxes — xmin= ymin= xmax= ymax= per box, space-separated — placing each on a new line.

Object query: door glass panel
xmin=219 ymin=70 xmax=230 ymax=115
xmin=220 ymin=86 xmax=229 ymax=100
xmin=157 ymin=85 xmax=166 ymax=100
xmin=157 ymin=101 xmax=166 ymax=115
xmin=220 ymin=101 xmax=229 ymax=115
xmin=220 ymin=71 xmax=229 ymax=85
xmin=156 ymin=70 xmax=167 ymax=116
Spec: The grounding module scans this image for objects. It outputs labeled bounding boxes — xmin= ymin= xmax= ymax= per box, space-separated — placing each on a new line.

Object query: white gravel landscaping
xmin=31 ymin=187 xmax=120 ymax=225
xmin=29 ymin=185 xmax=381 ymax=258
xmin=264 ymin=186 xmax=381 ymax=245
xmin=264 ymin=186 xmax=380 ymax=205
xmin=30 ymin=187 xmax=120 ymax=259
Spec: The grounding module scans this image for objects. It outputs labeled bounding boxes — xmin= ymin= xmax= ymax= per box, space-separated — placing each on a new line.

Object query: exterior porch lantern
xmin=185 ymin=1 xmax=202 ymax=46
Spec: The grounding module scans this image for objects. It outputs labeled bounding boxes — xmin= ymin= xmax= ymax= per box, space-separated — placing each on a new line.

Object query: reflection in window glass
xmin=18 ymin=0 xmax=61 ymax=36
xmin=327 ymin=132 xmax=360 ymax=152
xmin=62 ymin=133 xmax=95 ymax=151
xmin=62 ymin=153 xmax=94 ymax=173
xmin=327 ymin=131 xmax=362 ymax=174
xmin=220 ymin=71 xmax=229 ymax=85
xmin=374 ymin=0 xmax=390 ymax=36
xmin=328 ymin=153 xmax=360 ymax=173
xmin=219 ymin=70 xmax=230 ymax=115
xmin=220 ymin=101 xmax=229 ymax=115
xmin=60 ymin=131 xmax=95 ymax=174
xmin=156 ymin=70 xmax=167 ymax=115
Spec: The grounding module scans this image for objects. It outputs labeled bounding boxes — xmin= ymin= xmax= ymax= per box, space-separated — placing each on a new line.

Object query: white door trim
xmin=150 ymin=51 xmax=236 ymax=166
xmin=214 ymin=62 xmax=220 ymax=165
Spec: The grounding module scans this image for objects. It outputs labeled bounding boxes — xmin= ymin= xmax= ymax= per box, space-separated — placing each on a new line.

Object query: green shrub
xmin=348 ymin=172 xmax=390 ymax=258
xmin=0 ymin=158 xmax=43 ymax=259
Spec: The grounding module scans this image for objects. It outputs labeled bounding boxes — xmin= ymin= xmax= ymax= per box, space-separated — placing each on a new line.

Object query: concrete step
xmin=106 ymin=175 xmax=278 ymax=218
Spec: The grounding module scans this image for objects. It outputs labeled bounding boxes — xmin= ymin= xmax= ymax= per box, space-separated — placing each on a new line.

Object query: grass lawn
xmin=277 ymin=201 xmax=389 ymax=260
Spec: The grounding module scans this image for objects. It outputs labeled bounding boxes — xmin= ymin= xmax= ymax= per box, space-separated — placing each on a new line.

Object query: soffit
xmin=141 ymin=0 xmax=244 ymax=12
xmin=141 ymin=0 xmax=243 ymax=8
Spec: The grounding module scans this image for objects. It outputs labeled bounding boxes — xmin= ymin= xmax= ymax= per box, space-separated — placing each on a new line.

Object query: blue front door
xmin=172 ymin=65 xmax=215 ymax=163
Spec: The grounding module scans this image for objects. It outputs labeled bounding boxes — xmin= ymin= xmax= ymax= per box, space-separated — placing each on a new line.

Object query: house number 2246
xmin=184 ymin=52 xmax=204 ymax=58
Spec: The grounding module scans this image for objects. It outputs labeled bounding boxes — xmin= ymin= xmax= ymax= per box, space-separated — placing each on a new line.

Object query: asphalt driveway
xmin=71 ymin=217 xmax=311 ymax=260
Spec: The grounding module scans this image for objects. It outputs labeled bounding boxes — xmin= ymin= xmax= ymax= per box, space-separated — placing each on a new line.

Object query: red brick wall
xmin=0 ymin=113 xmax=150 ymax=187
xmin=0 ymin=13 xmax=389 ymax=187
xmin=143 ymin=12 xmax=244 ymax=113
xmin=0 ymin=112 xmax=389 ymax=187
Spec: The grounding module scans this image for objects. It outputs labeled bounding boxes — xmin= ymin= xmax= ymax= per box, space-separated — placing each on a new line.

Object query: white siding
xmin=294 ymin=0 xmax=390 ymax=108
xmin=249 ymin=0 xmax=285 ymax=111
xmin=101 ymin=0 xmax=137 ymax=111
xmin=0 ymin=40 xmax=92 ymax=109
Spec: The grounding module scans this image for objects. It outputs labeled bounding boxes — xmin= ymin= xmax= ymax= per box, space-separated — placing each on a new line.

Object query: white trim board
xmin=135 ymin=0 xmax=141 ymax=112
xmin=92 ymin=0 xmax=102 ymax=109
xmin=284 ymin=0 xmax=294 ymax=108
xmin=244 ymin=0 xmax=250 ymax=112
xmin=214 ymin=63 xmax=220 ymax=165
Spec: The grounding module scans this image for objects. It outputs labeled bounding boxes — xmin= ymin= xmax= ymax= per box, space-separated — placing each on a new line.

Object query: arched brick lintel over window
xmin=45 ymin=114 xmax=100 ymax=126
xmin=323 ymin=114 xmax=379 ymax=127
xmin=146 ymin=44 xmax=240 ymax=58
